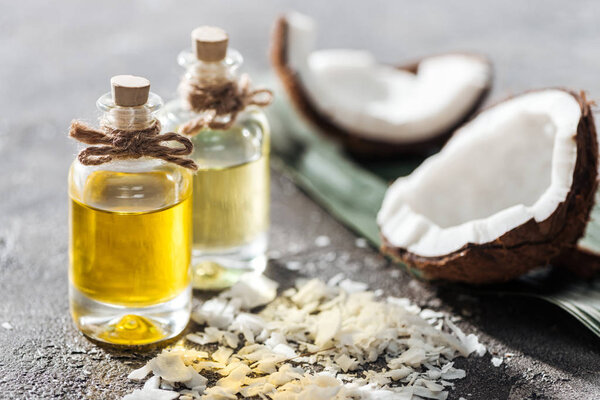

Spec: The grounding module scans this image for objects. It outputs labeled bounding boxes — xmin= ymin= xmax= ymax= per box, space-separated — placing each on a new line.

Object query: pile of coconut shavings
xmin=123 ymin=273 xmax=485 ymax=400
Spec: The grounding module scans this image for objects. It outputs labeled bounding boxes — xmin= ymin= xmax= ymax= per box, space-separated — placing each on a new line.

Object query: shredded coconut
xmin=315 ymin=235 xmax=331 ymax=247
xmin=285 ymin=261 xmax=302 ymax=271
xmin=122 ymin=276 xmax=485 ymax=399
xmin=355 ymin=238 xmax=368 ymax=248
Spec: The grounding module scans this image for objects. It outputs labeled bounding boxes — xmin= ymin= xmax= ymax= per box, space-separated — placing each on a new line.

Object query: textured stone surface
xmin=1 ymin=1 xmax=600 ymax=399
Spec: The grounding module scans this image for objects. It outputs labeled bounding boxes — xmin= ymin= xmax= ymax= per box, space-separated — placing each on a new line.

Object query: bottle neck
xmin=178 ymin=48 xmax=243 ymax=94
xmin=186 ymin=61 xmax=237 ymax=86
xmin=96 ymin=92 xmax=163 ymax=131
xmin=102 ymin=107 xmax=156 ymax=131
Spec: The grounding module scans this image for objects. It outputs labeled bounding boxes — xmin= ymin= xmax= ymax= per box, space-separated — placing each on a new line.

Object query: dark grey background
xmin=1 ymin=1 xmax=599 ymax=399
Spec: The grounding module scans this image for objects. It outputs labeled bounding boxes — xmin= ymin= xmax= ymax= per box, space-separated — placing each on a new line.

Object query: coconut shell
xmin=555 ymin=247 xmax=600 ymax=278
xmin=270 ymin=16 xmax=493 ymax=159
xmin=381 ymin=90 xmax=598 ymax=284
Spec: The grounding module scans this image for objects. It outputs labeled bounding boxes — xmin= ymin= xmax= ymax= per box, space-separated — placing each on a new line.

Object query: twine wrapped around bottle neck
xmin=69 ymin=120 xmax=198 ymax=171
xmin=178 ymin=73 xmax=273 ymax=135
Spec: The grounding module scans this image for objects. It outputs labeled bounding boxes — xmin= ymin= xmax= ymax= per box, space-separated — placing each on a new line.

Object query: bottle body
xmin=162 ymin=102 xmax=270 ymax=289
xmin=69 ymin=156 xmax=193 ymax=345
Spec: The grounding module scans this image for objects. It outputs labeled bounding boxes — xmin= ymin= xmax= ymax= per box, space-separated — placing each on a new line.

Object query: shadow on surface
xmin=435 ymin=269 xmax=600 ymax=376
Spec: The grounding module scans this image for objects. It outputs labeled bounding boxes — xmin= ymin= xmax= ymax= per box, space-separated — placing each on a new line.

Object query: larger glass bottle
xmin=161 ymin=27 xmax=270 ymax=290
xmin=69 ymin=75 xmax=193 ymax=345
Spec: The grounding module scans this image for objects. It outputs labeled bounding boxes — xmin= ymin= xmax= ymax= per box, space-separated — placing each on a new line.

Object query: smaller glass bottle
xmin=69 ymin=75 xmax=193 ymax=345
xmin=161 ymin=27 xmax=271 ymax=290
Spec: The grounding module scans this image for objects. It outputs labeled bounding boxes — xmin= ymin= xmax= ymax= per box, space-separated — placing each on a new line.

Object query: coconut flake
xmin=390 ymin=348 xmax=427 ymax=368
xmin=216 ymin=364 xmax=252 ymax=393
xmin=335 ymin=354 xmax=358 ymax=372
xmin=440 ymin=367 xmax=466 ymax=380
xmin=266 ymin=364 xmax=304 ymax=386
xmin=142 ymin=375 xmax=160 ymax=390
xmin=290 ymin=278 xmax=329 ymax=306
xmin=191 ymin=298 xmax=236 ymax=329
xmin=315 ymin=235 xmax=331 ymax=247
xmin=314 ymin=308 xmax=342 ymax=348
xmin=225 ymin=273 xmax=278 ymax=309
xmin=149 ymin=352 xmax=192 ymax=382
xmin=271 ymin=374 xmax=345 ymax=400
xmin=230 ymin=313 xmax=265 ymax=343
xmin=1 ymin=322 xmax=13 ymax=330
xmin=355 ymin=238 xmax=368 ymax=248
xmin=413 ymin=385 xmax=449 ymax=400
xmin=348 ymin=384 xmax=410 ymax=400
xmin=491 ymin=357 xmax=503 ymax=367
xmin=186 ymin=332 xmax=214 ymax=346
xmin=271 ymin=343 xmax=298 ymax=359
xmin=128 ymin=364 xmax=152 ymax=381
xmin=285 ymin=261 xmax=303 ymax=271
xmin=201 ymin=386 xmax=237 ymax=400
xmin=122 ymin=388 xmax=179 ymax=400
xmin=212 ymin=347 xmax=234 ymax=365
xmin=123 ymin=276 xmax=485 ymax=400
xmin=184 ymin=369 xmax=208 ymax=391
xmin=446 ymin=319 xmax=486 ymax=357
xmin=338 ymin=278 xmax=368 ymax=293
xmin=327 ymin=272 xmax=346 ymax=287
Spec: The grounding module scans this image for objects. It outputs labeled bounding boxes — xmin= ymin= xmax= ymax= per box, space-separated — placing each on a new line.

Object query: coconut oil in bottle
xmin=69 ymin=76 xmax=194 ymax=345
xmin=161 ymin=27 xmax=271 ymax=290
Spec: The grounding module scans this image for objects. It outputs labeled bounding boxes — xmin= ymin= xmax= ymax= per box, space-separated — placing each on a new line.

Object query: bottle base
xmin=70 ymin=285 xmax=191 ymax=346
xmin=192 ymin=234 xmax=267 ymax=290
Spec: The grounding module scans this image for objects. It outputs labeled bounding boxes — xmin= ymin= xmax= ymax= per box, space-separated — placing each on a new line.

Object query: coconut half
xmin=271 ymin=12 xmax=493 ymax=157
xmin=378 ymin=89 xmax=598 ymax=283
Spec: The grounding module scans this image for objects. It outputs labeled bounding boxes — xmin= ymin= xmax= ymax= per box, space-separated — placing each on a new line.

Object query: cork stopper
xmin=110 ymin=75 xmax=150 ymax=107
xmin=191 ymin=26 xmax=229 ymax=62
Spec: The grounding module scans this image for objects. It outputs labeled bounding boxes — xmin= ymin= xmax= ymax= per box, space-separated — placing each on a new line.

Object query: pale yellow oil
xmin=69 ymin=168 xmax=192 ymax=344
xmin=97 ymin=315 xmax=165 ymax=345
xmin=192 ymin=156 xmax=269 ymax=250
xmin=162 ymin=104 xmax=270 ymax=289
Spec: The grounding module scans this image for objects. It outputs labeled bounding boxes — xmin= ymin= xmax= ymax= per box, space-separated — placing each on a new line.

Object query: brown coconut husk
xmin=381 ymin=89 xmax=598 ymax=284
xmin=555 ymin=247 xmax=600 ymax=278
xmin=270 ymin=16 xmax=493 ymax=159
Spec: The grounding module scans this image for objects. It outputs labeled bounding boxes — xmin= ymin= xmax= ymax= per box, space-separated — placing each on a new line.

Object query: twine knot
xmin=69 ymin=120 xmax=198 ymax=170
xmin=179 ymin=73 xmax=273 ymax=134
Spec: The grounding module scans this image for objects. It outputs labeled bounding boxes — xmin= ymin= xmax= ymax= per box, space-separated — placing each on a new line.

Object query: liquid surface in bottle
xmin=69 ymin=169 xmax=192 ymax=307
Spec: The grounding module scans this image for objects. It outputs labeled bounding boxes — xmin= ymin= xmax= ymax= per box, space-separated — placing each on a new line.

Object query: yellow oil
xmin=192 ymin=156 xmax=269 ymax=250
xmin=97 ymin=315 xmax=165 ymax=345
xmin=164 ymin=106 xmax=270 ymax=289
xmin=69 ymin=170 xmax=192 ymax=306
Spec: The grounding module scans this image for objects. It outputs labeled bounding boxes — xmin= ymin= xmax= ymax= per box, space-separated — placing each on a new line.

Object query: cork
xmin=110 ymin=75 xmax=151 ymax=107
xmin=191 ymin=26 xmax=229 ymax=62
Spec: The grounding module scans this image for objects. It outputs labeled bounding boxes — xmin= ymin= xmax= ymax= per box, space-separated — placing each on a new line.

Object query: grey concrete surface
xmin=1 ymin=1 xmax=599 ymax=399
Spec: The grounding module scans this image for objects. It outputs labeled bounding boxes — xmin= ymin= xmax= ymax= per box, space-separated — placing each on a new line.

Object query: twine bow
xmin=179 ymin=73 xmax=273 ymax=135
xmin=69 ymin=120 xmax=198 ymax=170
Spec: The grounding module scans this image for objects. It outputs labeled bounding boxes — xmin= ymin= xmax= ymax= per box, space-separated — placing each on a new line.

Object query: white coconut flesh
xmin=378 ymin=89 xmax=582 ymax=257
xmin=285 ymin=12 xmax=492 ymax=143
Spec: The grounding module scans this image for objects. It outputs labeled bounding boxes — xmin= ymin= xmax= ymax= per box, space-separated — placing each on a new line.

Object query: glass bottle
xmin=161 ymin=27 xmax=270 ymax=290
xmin=69 ymin=76 xmax=193 ymax=345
